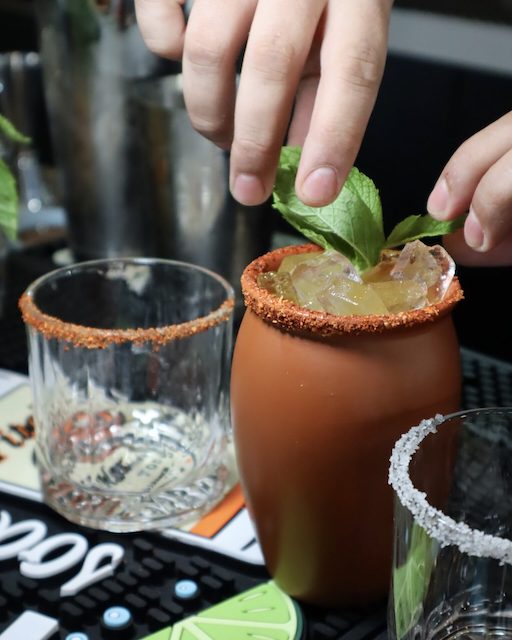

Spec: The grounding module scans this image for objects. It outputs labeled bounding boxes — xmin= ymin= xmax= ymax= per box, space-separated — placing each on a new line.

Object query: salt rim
xmin=388 ymin=408 xmax=512 ymax=564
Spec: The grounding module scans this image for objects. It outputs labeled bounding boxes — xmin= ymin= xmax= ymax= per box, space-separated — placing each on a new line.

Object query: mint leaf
xmin=0 ymin=158 xmax=18 ymax=241
xmin=0 ymin=116 xmax=29 ymax=241
xmin=0 ymin=114 xmax=31 ymax=145
xmin=392 ymin=522 xmax=434 ymax=639
xmin=272 ymin=145 xmax=465 ymax=272
xmin=279 ymin=145 xmax=302 ymax=172
xmin=273 ymin=147 xmax=385 ymax=272
xmin=385 ymin=213 xmax=466 ymax=249
xmin=343 ymin=167 xmax=384 ymax=235
xmin=273 ymin=162 xmax=360 ymax=264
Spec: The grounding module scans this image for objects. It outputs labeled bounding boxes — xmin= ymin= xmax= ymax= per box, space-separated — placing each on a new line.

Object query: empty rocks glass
xmin=19 ymin=258 xmax=234 ymax=532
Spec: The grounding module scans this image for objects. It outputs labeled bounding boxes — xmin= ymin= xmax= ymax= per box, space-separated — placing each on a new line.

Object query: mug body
xmin=230 ymin=244 xmax=463 ymax=607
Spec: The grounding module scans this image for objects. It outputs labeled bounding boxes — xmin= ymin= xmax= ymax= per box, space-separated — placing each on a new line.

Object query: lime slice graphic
xmin=141 ymin=581 xmax=303 ymax=640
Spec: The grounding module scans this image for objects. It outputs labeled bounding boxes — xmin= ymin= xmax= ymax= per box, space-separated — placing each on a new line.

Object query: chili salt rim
xmin=388 ymin=408 xmax=512 ymax=564
xmin=241 ymin=243 xmax=464 ymax=337
xmin=18 ymin=258 xmax=235 ymax=349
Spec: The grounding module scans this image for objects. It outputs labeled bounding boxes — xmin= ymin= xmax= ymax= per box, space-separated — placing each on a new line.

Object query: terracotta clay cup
xmin=230 ymin=243 xmax=464 ymax=608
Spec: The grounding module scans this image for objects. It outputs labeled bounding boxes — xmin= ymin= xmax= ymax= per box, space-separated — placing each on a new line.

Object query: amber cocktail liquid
xmin=258 ymin=239 xmax=455 ymax=315
xmin=231 ymin=242 xmax=463 ymax=607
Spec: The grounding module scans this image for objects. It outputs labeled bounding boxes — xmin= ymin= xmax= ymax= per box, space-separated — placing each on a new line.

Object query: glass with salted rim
xmin=388 ymin=407 xmax=512 ymax=640
xmin=19 ymin=258 xmax=234 ymax=532
xmin=230 ymin=243 xmax=464 ymax=607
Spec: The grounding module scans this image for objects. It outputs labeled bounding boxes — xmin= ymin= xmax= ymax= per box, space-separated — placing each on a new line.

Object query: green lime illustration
xmin=141 ymin=580 xmax=303 ymax=640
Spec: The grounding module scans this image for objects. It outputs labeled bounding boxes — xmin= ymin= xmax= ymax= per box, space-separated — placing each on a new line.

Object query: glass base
xmin=40 ymin=465 xmax=230 ymax=533
xmin=427 ymin=601 xmax=512 ymax=640
xmin=429 ymin=620 xmax=512 ymax=640
xmin=432 ymin=629 xmax=512 ymax=640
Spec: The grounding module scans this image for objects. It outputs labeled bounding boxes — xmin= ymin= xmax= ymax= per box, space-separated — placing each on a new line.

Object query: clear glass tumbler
xmin=388 ymin=407 xmax=512 ymax=640
xmin=19 ymin=258 xmax=234 ymax=532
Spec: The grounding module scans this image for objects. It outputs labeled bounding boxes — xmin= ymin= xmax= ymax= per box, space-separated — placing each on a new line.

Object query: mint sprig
xmin=0 ymin=161 xmax=18 ymax=241
xmin=0 ymin=114 xmax=29 ymax=241
xmin=392 ymin=522 xmax=434 ymax=639
xmin=272 ymin=146 xmax=465 ymax=273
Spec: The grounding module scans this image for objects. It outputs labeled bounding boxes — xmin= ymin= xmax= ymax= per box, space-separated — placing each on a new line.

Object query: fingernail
xmin=427 ymin=178 xmax=449 ymax=218
xmin=232 ymin=173 xmax=266 ymax=205
xmin=465 ymin=208 xmax=485 ymax=250
xmin=300 ymin=167 xmax=338 ymax=206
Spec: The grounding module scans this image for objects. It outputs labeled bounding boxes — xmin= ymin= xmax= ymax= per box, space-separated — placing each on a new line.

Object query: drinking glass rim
xmin=388 ymin=407 xmax=512 ymax=564
xmin=18 ymin=256 xmax=235 ymax=349
xmin=241 ymin=243 xmax=464 ymax=337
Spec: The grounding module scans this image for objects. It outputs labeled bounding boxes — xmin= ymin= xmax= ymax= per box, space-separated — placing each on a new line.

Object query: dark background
xmin=0 ymin=1 xmax=36 ymax=52
xmin=1 ymin=0 xmax=512 ymax=362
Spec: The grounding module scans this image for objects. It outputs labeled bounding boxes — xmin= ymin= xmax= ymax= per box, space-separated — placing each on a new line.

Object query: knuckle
xmin=144 ymin=36 xmax=181 ymax=59
xmin=312 ymin=122 xmax=360 ymax=158
xmin=442 ymin=155 xmax=471 ymax=194
xmin=135 ymin=0 xmax=184 ymax=59
xmin=335 ymin=44 xmax=384 ymax=92
xmin=247 ymin=37 xmax=297 ymax=83
xmin=449 ymin=139 xmax=474 ymax=168
xmin=189 ymin=113 xmax=230 ymax=142
xmin=185 ymin=36 xmax=226 ymax=70
xmin=471 ymin=186 xmax=512 ymax=249
xmin=232 ymin=134 xmax=276 ymax=165
xmin=474 ymin=184 xmax=509 ymax=216
xmin=442 ymin=167 xmax=463 ymax=195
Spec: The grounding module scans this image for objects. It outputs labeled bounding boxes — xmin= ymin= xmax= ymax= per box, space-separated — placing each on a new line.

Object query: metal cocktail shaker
xmin=35 ymin=0 xmax=175 ymax=259
xmin=35 ymin=0 xmax=272 ymax=305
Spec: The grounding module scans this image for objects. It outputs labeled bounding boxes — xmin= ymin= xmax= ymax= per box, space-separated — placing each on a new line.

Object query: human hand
xmin=427 ymin=111 xmax=512 ymax=266
xmin=135 ymin=0 xmax=394 ymax=207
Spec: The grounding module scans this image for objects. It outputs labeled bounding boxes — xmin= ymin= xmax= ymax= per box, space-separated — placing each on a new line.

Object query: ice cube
xmin=369 ymin=280 xmax=428 ymax=313
xmin=290 ymin=250 xmax=362 ymax=310
xmin=317 ymin=277 xmax=389 ymax=316
xmin=427 ymin=244 xmax=456 ymax=302
xmin=261 ymin=243 xmax=455 ymax=316
xmin=257 ymin=271 xmax=299 ymax=304
xmin=290 ymin=250 xmax=361 ymax=282
xmin=390 ymin=240 xmax=437 ymax=284
xmin=278 ymin=252 xmax=319 ymax=274
xmin=390 ymin=240 xmax=455 ymax=303
xmin=290 ymin=277 xmax=325 ymax=311
xmin=362 ymin=249 xmax=401 ymax=284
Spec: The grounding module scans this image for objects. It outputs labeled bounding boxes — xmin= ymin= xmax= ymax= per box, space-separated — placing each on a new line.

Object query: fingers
xmin=137 ymin=0 xmax=394 ymax=209
xmin=295 ymin=0 xmax=393 ymax=206
xmin=287 ymin=77 xmax=320 ymax=147
xmin=428 ymin=111 xmax=512 ymax=254
xmin=228 ymin=0 xmax=327 ymax=205
xmin=464 ymin=147 xmax=512 ymax=252
xmin=286 ymin=32 xmax=323 ymax=147
xmin=134 ymin=0 xmax=186 ymax=59
xmin=183 ymin=0 xmax=256 ymax=149
xmin=443 ymin=228 xmax=512 ymax=267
